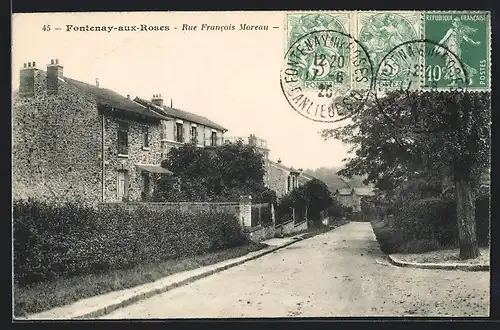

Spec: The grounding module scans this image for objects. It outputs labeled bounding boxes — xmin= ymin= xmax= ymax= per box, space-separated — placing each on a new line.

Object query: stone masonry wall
xmin=100 ymin=201 xmax=241 ymax=219
xmin=246 ymin=224 xmax=275 ymax=242
xmin=267 ymin=163 xmax=288 ymax=198
xmin=103 ymin=117 xmax=163 ymax=202
xmin=12 ymin=69 xmax=102 ymax=204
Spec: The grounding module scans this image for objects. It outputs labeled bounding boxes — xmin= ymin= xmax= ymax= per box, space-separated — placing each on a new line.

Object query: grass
xmin=392 ymin=247 xmax=490 ymax=265
xmin=14 ymin=242 xmax=268 ymax=317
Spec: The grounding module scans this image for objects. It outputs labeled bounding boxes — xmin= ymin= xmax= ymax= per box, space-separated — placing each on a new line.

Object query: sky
xmin=12 ymin=12 xmax=352 ymax=170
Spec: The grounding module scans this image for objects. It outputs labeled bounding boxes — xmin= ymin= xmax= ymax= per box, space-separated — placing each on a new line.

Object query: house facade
xmin=134 ymin=95 xmax=227 ymax=158
xmin=12 ymin=59 xmax=224 ymax=204
xmin=334 ymin=187 xmax=375 ymax=212
xmin=266 ymin=160 xmax=313 ymax=198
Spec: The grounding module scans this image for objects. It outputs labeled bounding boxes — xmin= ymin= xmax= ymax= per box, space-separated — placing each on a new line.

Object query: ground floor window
xmin=117 ymin=169 xmax=129 ymax=201
xmin=142 ymin=171 xmax=150 ymax=199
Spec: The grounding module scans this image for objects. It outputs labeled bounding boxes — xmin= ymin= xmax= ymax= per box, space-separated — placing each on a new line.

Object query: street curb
xmin=72 ymin=235 xmax=309 ymax=319
xmin=388 ymin=255 xmax=490 ymax=272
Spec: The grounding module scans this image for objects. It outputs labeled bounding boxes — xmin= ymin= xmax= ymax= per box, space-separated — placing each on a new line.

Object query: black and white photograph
xmin=11 ymin=11 xmax=491 ymax=319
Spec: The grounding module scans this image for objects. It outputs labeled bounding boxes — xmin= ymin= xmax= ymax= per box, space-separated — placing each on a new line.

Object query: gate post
xmin=239 ymin=195 xmax=252 ymax=227
xmin=271 ymin=203 xmax=276 ymax=227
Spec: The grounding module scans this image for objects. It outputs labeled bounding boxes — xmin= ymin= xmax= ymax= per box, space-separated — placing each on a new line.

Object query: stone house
xmin=12 ymin=59 xmax=225 ymax=204
xmin=133 ymin=95 xmax=227 ymax=158
xmin=334 ymin=187 xmax=375 ymax=212
xmin=266 ymin=159 xmax=313 ymax=199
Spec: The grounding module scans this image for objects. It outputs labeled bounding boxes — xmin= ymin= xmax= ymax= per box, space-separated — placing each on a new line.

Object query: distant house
xmin=266 ymin=159 xmax=315 ymax=198
xmin=334 ymin=187 xmax=375 ymax=213
xmin=297 ymin=171 xmax=315 ymax=187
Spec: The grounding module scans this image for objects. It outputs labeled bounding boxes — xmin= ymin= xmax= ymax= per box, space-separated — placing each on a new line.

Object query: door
xmin=117 ymin=170 xmax=128 ymax=201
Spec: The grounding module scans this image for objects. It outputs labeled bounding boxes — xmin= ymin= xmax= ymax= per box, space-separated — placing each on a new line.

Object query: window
xmin=142 ymin=172 xmax=150 ymax=197
xmin=287 ymin=175 xmax=291 ymax=192
xmin=175 ymin=122 xmax=184 ymax=143
xmin=142 ymin=126 xmax=149 ymax=148
xmin=117 ymin=170 xmax=129 ymax=201
xmin=190 ymin=126 xmax=198 ymax=144
xmin=160 ymin=121 xmax=167 ymax=140
xmin=117 ymin=121 xmax=129 ymax=155
xmin=211 ymin=131 xmax=217 ymax=146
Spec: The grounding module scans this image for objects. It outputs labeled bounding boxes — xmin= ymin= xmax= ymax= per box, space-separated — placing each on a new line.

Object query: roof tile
xmin=63 ymin=77 xmax=168 ymax=120
xmin=134 ymin=97 xmax=227 ymax=131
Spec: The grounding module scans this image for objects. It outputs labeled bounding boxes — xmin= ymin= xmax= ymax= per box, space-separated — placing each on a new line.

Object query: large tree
xmin=155 ymin=141 xmax=273 ymax=203
xmin=322 ymin=90 xmax=490 ymax=259
xmin=279 ymin=178 xmax=334 ymax=223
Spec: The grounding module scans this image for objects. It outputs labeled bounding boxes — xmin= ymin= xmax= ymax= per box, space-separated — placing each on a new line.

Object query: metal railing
xmin=251 ymin=203 xmax=273 ymax=227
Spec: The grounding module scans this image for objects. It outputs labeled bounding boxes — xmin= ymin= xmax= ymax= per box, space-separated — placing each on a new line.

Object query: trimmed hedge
xmin=13 ymin=199 xmax=249 ymax=286
xmin=394 ymin=195 xmax=490 ymax=249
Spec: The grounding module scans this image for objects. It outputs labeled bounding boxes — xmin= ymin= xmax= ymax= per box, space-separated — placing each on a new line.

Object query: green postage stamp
xmin=281 ymin=11 xmax=491 ymax=119
xmin=423 ymin=12 xmax=490 ymax=89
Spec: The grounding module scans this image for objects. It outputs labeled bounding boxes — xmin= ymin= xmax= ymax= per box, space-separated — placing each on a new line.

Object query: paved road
xmin=101 ymin=222 xmax=489 ymax=318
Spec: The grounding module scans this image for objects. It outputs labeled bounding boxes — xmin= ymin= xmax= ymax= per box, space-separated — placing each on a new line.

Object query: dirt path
xmin=101 ymin=222 xmax=489 ymax=318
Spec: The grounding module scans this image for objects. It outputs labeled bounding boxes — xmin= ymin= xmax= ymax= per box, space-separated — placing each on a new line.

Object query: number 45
xmin=42 ymin=25 xmax=51 ymax=32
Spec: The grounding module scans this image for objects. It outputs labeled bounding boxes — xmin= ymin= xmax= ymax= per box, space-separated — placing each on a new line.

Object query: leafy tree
xmin=322 ymin=91 xmax=490 ymax=259
xmin=154 ymin=141 xmax=272 ymax=203
xmin=278 ymin=178 xmax=334 ymax=223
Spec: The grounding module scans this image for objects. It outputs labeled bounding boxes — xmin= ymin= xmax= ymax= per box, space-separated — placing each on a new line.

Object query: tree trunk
xmin=455 ymin=179 xmax=479 ymax=259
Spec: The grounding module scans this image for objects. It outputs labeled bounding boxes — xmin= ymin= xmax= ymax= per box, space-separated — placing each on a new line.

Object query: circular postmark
xmin=374 ymin=39 xmax=469 ymax=133
xmin=280 ymin=29 xmax=374 ymax=123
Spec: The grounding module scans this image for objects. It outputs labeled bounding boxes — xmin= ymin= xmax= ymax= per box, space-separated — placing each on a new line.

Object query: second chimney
xmin=151 ymin=94 xmax=164 ymax=107
xmin=47 ymin=58 xmax=64 ymax=95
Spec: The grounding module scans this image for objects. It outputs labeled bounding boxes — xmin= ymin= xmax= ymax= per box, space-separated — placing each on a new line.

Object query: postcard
xmin=12 ymin=11 xmax=491 ymax=319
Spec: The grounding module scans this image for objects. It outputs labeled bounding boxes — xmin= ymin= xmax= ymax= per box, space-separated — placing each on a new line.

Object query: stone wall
xmin=12 ymin=68 xmax=102 ymax=204
xmin=100 ymin=201 xmax=248 ymax=225
xmin=275 ymin=219 xmax=308 ymax=236
xmin=245 ymin=224 xmax=275 ymax=243
xmin=111 ymin=201 xmax=240 ymax=212
xmin=292 ymin=220 xmax=308 ymax=233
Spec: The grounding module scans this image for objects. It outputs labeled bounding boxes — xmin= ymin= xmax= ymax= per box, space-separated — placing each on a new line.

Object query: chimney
xmin=127 ymin=94 xmax=130 ymax=99
xmin=152 ymin=93 xmax=164 ymax=107
xmin=170 ymin=98 xmax=173 ymax=108
xmin=19 ymin=61 xmax=37 ymax=97
xmin=95 ymin=78 xmax=99 ymax=87
xmin=277 ymin=159 xmax=282 ymax=164
xmin=47 ymin=58 xmax=64 ymax=94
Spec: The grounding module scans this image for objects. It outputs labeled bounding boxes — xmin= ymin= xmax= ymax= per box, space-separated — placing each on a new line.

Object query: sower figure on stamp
xmin=433 ymin=17 xmax=481 ymax=86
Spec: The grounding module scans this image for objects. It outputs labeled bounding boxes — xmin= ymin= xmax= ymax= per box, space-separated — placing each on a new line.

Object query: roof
xmin=300 ymin=172 xmax=315 ymax=181
xmin=62 ymin=76 xmax=168 ymax=121
xmin=353 ymin=187 xmax=375 ymax=196
xmin=336 ymin=188 xmax=353 ymax=195
xmin=269 ymin=160 xmax=299 ymax=173
xmin=134 ymin=97 xmax=228 ymax=132
xmin=136 ymin=164 xmax=173 ymax=174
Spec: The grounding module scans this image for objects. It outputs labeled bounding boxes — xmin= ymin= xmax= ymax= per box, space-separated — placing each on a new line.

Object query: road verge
xmin=21 ymin=235 xmax=308 ymax=320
